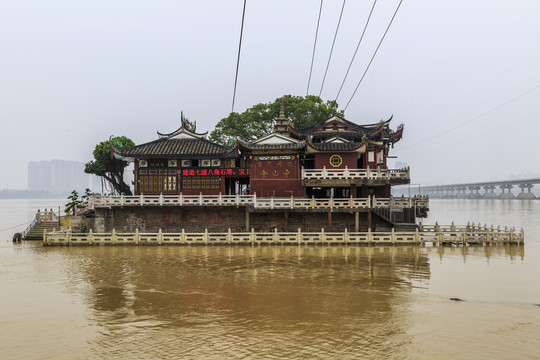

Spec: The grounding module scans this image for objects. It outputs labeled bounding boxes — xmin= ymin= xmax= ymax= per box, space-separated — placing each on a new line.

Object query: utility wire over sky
xmin=318 ymin=0 xmax=346 ymax=97
xmin=400 ymin=82 xmax=540 ymax=151
xmin=343 ymin=0 xmax=404 ymax=111
xmin=306 ymin=0 xmax=324 ymax=96
xmin=231 ymin=0 xmax=247 ymax=113
xmin=228 ymin=0 xmax=535 ymax=163
xmin=335 ymin=0 xmax=378 ymax=101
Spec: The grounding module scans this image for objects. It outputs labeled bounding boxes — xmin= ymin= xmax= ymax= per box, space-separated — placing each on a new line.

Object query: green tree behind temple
xmin=209 ymin=95 xmax=343 ymax=145
xmin=65 ymin=190 xmax=82 ymax=215
xmin=85 ymin=136 xmax=135 ymax=195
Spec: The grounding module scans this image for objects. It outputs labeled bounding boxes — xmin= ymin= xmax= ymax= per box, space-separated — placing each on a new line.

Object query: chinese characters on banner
xmin=181 ymin=168 xmax=251 ymax=176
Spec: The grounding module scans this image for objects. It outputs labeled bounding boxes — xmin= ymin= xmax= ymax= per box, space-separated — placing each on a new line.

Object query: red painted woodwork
xmin=315 ymin=152 xmax=357 ymax=169
xmin=251 ymin=156 xmax=299 ymax=180
xmin=251 ymin=180 xmax=304 ymax=197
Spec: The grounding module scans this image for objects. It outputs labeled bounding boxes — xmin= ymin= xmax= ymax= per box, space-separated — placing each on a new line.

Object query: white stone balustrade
xmin=89 ymin=194 xmax=429 ymax=210
xmin=301 ymin=166 xmax=410 ymax=181
xmin=44 ymin=225 xmax=524 ymax=246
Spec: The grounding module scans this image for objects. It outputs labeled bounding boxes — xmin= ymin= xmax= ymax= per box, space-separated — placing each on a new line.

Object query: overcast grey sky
xmin=1 ymin=0 xmax=540 ymax=189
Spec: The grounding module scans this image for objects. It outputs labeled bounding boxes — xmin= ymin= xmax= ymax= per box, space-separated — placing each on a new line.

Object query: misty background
xmin=1 ymin=0 xmax=539 ymax=191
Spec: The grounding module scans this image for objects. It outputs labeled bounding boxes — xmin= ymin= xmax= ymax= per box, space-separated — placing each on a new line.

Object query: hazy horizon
xmin=2 ymin=0 xmax=540 ymax=189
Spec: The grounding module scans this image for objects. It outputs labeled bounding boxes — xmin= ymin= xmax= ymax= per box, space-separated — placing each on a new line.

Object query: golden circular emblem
xmin=329 ymin=155 xmax=342 ymax=167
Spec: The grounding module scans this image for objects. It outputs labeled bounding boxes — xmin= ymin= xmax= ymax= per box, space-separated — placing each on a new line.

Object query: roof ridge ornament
xmin=181 ymin=111 xmax=197 ymax=132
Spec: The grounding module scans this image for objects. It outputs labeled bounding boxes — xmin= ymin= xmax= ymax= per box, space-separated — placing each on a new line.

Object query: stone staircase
xmin=24 ymin=221 xmax=60 ymax=240
xmin=372 ymin=208 xmax=418 ymax=232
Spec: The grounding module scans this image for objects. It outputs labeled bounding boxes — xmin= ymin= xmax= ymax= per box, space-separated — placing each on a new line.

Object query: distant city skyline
xmin=27 ymin=159 xmax=101 ymax=193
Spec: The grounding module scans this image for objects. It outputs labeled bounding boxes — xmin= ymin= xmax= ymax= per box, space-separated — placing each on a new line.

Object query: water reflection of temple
xmin=61 ymin=245 xmax=523 ymax=357
xmin=428 ymin=244 xmax=525 ymax=262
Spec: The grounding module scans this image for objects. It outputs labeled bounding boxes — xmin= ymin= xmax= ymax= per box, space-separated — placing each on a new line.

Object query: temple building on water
xmin=112 ymin=105 xmax=406 ymax=199
xmin=97 ymin=105 xmax=427 ymax=234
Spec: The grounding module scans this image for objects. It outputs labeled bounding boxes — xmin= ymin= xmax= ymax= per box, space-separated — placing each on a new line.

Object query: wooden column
xmin=350 ymin=184 xmax=357 ymax=198
xmin=355 ymin=212 xmax=359 ymax=232
xmin=328 ymin=212 xmax=332 ymax=232
xmin=284 ymin=211 xmax=288 ymax=232
xmin=245 ymin=206 xmax=250 ymax=231
xmin=367 ymin=211 xmax=372 ymax=231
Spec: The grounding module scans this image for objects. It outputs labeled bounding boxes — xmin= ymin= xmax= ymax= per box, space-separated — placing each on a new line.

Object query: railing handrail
xmin=89 ymin=194 xmax=428 ymax=210
xmin=21 ymin=218 xmax=38 ymax=239
xmin=44 ymin=225 xmax=524 ymax=246
xmin=302 ymin=167 xmax=410 ymax=180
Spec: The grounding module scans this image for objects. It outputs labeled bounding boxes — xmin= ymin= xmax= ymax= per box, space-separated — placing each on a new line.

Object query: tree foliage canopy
xmin=209 ymin=95 xmax=343 ymax=145
xmin=85 ymin=136 xmax=135 ymax=195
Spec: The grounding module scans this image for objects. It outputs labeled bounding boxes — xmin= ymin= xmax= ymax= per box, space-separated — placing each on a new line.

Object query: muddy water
xmin=0 ymin=199 xmax=539 ymax=359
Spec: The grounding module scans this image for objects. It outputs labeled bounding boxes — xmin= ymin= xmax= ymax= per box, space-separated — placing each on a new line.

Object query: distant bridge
xmin=392 ymin=178 xmax=540 ymax=200
xmin=407 ymin=178 xmax=540 ymax=200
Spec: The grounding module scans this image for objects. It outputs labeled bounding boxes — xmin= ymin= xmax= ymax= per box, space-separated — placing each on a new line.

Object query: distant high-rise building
xmin=27 ymin=160 xmax=101 ymax=193
xmin=28 ymin=161 xmax=41 ymax=190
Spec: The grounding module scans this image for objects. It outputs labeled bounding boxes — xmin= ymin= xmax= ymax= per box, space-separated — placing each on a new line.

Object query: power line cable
xmin=0 ymin=220 xmax=33 ymax=233
xmin=306 ymin=0 xmax=324 ymax=96
xmin=344 ymin=0 xmax=404 ymax=111
xmin=404 ymin=109 xmax=540 ymax=157
xmin=318 ymin=0 xmax=347 ymax=97
xmin=400 ymin=82 xmax=540 ymax=150
xmin=335 ymin=0 xmax=378 ymax=101
xmin=231 ymin=0 xmax=247 ymax=113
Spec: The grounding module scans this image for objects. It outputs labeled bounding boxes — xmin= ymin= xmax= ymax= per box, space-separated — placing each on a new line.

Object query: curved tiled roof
xmin=306 ymin=141 xmax=366 ymax=152
xmin=237 ymin=138 xmax=305 ymax=151
xmin=114 ymin=137 xmax=233 ymax=158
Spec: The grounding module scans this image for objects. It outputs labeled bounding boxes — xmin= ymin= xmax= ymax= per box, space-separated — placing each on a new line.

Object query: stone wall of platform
xmin=88 ymin=207 xmax=394 ymax=233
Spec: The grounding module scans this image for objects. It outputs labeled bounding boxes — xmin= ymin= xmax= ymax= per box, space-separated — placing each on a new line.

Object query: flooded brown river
xmin=1 ymin=199 xmax=539 ymax=359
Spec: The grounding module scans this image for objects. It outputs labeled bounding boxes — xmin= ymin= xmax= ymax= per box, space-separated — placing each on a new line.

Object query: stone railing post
xmin=227 ymin=228 xmax=232 ymax=244
xmin=111 ymin=228 xmax=117 ymax=245
xmin=88 ymin=229 xmax=94 ymax=245
xmin=135 ymin=228 xmax=140 ymax=245
xmin=140 ymin=193 xmax=144 ymax=206
xmin=253 ymin=192 xmax=257 ymax=208
xmin=181 ymin=228 xmax=186 ymax=244
xmin=204 ymin=228 xmax=208 ymax=244
xmin=297 ymin=228 xmax=301 ymax=244
xmin=158 ymin=228 xmax=163 ymax=245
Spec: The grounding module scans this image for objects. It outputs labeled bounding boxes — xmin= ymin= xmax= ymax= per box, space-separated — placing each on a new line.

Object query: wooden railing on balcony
xmin=301 ymin=167 xmax=410 ymax=180
xmin=44 ymin=224 xmax=524 ymax=246
xmin=88 ymin=194 xmax=429 ymax=210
